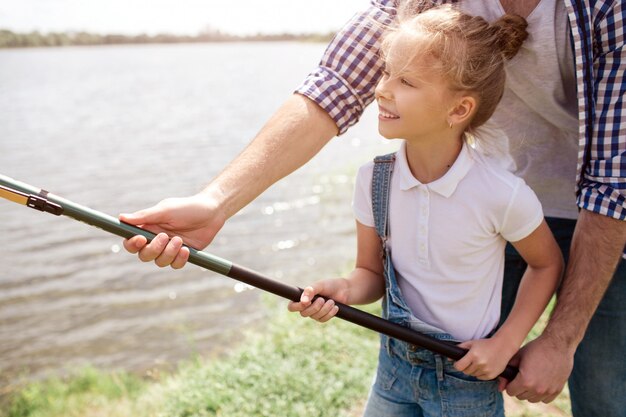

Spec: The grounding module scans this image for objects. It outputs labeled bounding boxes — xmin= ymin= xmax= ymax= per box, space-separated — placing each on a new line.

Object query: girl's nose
xmin=375 ymin=76 xmax=392 ymax=101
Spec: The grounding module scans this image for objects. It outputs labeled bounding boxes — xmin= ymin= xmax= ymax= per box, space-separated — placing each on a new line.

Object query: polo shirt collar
xmin=396 ymin=140 xmax=474 ymax=198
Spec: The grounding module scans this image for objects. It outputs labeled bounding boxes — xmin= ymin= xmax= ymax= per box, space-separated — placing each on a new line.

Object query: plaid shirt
xmin=295 ymin=0 xmax=626 ymax=222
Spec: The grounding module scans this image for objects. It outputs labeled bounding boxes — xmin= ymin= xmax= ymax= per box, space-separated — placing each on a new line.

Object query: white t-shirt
xmin=353 ymin=141 xmax=544 ymax=341
xmin=459 ymin=0 xmax=579 ymax=219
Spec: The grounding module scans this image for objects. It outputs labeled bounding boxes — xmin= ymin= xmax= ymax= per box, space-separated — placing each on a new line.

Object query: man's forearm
xmin=544 ymin=209 xmax=626 ymax=351
xmin=201 ymin=94 xmax=338 ymax=220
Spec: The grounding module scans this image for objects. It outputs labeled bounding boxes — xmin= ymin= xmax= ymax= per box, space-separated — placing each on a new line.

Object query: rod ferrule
xmin=26 ymin=192 xmax=63 ymax=215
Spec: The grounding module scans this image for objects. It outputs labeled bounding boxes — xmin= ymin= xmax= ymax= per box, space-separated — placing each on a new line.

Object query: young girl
xmin=288 ymin=4 xmax=563 ymax=416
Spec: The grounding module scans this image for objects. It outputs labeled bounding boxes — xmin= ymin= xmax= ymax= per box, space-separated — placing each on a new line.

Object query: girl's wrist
xmin=341 ymin=277 xmax=355 ymax=304
xmin=491 ymin=329 xmax=523 ymax=357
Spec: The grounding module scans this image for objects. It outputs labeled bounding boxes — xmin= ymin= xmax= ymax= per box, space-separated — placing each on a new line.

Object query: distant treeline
xmin=0 ymin=29 xmax=335 ymax=48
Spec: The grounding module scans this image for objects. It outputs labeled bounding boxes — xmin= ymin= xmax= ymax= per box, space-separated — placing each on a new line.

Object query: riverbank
xmin=1 ymin=297 xmax=572 ymax=417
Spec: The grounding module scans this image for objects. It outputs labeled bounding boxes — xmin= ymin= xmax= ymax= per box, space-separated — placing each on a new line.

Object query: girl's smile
xmin=378 ymin=104 xmax=400 ymax=120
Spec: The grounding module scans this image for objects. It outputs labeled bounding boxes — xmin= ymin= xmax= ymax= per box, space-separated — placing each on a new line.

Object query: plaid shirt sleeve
xmin=294 ymin=0 xmax=397 ymax=135
xmin=575 ymin=1 xmax=626 ymax=220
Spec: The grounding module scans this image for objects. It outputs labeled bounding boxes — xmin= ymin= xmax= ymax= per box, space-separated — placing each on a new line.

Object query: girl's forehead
xmin=384 ymin=32 xmax=439 ymax=75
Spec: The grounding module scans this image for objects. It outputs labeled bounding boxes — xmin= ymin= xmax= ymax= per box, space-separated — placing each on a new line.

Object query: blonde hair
xmin=380 ymin=3 xmax=528 ymax=132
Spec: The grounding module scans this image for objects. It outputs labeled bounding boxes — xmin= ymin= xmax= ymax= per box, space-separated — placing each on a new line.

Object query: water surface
xmin=0 ymin=42 xmax=394 ymax=386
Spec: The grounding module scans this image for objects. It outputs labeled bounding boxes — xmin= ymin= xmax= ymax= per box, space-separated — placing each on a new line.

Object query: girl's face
xmin=375 ymin=33 xmax=457 ymax=143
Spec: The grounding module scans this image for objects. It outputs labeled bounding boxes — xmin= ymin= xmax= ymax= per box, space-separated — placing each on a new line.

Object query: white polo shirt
xmin=353 ymin=141 xmax=544 ymax=341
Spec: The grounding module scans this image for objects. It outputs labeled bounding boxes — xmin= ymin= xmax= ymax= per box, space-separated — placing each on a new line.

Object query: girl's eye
xmin=400 ymin=78 xmax=414 ymax=87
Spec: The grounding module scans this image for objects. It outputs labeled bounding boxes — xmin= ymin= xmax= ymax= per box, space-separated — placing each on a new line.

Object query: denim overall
xmin=362 ymin=153 xmax=504 ymax=417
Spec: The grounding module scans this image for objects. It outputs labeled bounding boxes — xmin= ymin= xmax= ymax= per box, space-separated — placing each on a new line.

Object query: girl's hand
xmin=454 ymin=337 xmax=519 ymax=381
xmin=287 ymin=278 xmax=350 ymax=323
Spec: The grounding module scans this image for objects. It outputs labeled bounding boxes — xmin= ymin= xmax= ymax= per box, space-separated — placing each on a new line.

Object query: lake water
xmin=0 ymin=42 xmax=395 ymax=387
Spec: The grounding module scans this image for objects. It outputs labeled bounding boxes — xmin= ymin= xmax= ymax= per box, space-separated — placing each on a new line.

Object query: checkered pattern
xmin=296 ymin=0 xmax=626 ymax=222
xmin=294 ymin=0 xmax=396 ymax=134
xmin=566 ymin=0 xmax=626 ymax=220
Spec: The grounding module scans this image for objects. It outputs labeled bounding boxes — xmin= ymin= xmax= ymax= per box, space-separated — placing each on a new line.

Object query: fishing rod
xmin=0 ymin=174 xmax=518 ymax=381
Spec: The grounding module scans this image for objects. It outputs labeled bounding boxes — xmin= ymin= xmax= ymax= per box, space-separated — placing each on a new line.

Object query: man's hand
xmin=498 ymin=333 xmax=574 ymax=403
xmin=119 ymin=193 xmax=226 ymax=268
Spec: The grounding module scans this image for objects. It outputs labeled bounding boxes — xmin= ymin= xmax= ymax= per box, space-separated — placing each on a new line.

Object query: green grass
xmin=1 ymin=297 xmax=573 ymax=417
xmin=154 ymin=300 xmax=379 ymax=417
xmin=1 ymin=366 xmax=145 ymax=417
xmin=1 ymin=298 xmax=380 ymax=417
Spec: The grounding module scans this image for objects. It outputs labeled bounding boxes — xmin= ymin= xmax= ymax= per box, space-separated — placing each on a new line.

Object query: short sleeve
xmin=500 ymin=179 xmax=545 ymax=242
xmin=352 ymin=162 xmax=376 ymax=227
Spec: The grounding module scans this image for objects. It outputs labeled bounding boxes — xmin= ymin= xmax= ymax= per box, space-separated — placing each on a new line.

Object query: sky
xmin=0 ymin=0 xmax=372 ymax=36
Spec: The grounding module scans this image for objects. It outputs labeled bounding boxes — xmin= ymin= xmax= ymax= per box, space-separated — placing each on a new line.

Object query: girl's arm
xmin=454 ymin=220 xmax=564 ymax=380
xmin=287 ymin=221 xmax=385 ymax=322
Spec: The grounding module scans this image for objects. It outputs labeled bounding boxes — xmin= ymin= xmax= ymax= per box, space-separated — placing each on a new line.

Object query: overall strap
xmin=372 ymin=153 xmax=396 ymax=250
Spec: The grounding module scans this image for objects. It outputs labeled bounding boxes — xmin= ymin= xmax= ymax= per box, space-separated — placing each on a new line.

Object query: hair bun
xmin=492 ymin=14 xmax=528 ymax=60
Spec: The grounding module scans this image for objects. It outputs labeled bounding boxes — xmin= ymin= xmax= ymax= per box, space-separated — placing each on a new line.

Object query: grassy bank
xmin=1 ymin=298 xmax=571 ymax=417
xmin=1 ymin=298 xmax=379 ymax=417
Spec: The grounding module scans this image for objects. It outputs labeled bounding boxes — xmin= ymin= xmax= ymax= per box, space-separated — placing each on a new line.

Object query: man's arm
xmin=547 ymin=211 xmax=626 ymax=350
xmin=120 ymin=94 xmax=337 ymax=266
xmin=503 ymin=210 xmax=626 ymax=402
xmin=204 ymin=94 xmax=338 ymax=221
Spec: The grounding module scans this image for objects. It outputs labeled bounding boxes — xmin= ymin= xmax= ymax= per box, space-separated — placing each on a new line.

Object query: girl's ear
xmin=447 ymin=95 xmax=476 ymax=126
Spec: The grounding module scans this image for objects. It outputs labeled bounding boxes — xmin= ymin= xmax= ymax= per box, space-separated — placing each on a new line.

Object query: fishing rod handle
xmin=227 ymin=264 xmax=518 ymax=381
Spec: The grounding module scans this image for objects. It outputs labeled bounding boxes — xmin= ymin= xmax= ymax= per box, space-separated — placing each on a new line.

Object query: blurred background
xmin=0 ymin=0 xmax=396 ymax=389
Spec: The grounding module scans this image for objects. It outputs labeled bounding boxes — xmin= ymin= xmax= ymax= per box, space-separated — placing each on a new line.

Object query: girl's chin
xmin=378 ymin=126 xmax=399 ymax=140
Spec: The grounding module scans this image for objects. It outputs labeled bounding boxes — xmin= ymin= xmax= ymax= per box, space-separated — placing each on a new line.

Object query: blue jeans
xmin=363 ymin=337 xmax=504 ymax=417
xmin=501 ymin=217 xmax=626 ymax=417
